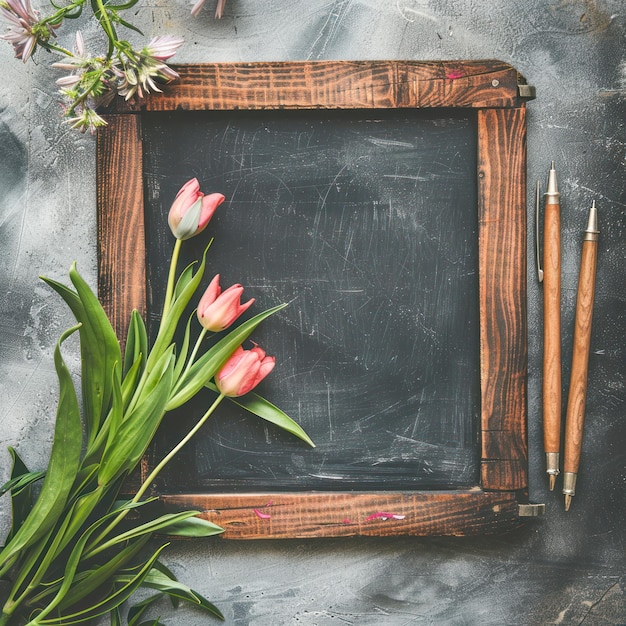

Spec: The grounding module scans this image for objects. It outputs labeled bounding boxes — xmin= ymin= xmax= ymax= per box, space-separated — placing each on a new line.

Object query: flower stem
xmin=174 ymin=327 xmax=208 ymax=389
xmin=133 ymin=392 xmax=225 ymax=503
xmin=40 ymin=42 xmax=73 ymax=56
xmin=92 ymin=0 xmax=117 ymax=57
xmin=84 ymin=393 xmax=225 ymax=558
xmin=162 ymin=238 xmax=182 ymax=321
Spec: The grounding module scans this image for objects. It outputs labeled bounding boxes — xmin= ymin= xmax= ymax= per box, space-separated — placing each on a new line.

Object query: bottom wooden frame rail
xmin=158 ymin=491 xmax=527 ymax=539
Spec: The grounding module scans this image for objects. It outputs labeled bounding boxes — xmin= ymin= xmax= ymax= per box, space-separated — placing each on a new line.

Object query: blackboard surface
xmin=142 ymin=109 xmax=480 ymax=492
xmin=97 ymin=60 xmax=531 ymax=536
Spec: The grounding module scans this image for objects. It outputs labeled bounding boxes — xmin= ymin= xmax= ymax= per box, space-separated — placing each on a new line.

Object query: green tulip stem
xmin=133 ymin=391 xmax=225 ymax=504
xmin=176 ymin=327 xmax=209 ymax=387
xmin=85 ymin=393 xmax=225 ymax=559
xmin=162 ymin=238 xmax=183 ymax=321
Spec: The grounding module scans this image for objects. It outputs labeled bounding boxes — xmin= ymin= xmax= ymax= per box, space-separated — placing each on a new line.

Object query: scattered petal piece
xmin=254 ymin=508 xmax=271 ymax=520
xmin=366 ymin=512 xmax=406 ymax=521
xmin=446 ymin=70 xmax=464 ymax=79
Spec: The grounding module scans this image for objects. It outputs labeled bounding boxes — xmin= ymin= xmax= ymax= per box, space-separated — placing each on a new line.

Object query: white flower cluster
xmin=52 ymin=32 xmax=183 ymax=133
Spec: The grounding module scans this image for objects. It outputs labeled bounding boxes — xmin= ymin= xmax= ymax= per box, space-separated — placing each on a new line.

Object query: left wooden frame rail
xmin=96 ymin=60 xmax=539 ymax=539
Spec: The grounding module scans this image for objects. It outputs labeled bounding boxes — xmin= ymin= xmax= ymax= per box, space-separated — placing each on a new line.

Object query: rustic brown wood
xmin=107 ymin=60 xmax=524 ymax=113
xmin=563 ymin=238 xmax=598 ymax=473
xmin=543 ymin=196 xmax=562 ymax=455
xmin=96 ymin=114 xmax=147 ymax=341
xmin=161 ymin=491 xmax=521 ymax=539
xmin=96 ymin=61 xmax=533 ymax=537
xmin=477 ymin=108 xmax=528 ymax=491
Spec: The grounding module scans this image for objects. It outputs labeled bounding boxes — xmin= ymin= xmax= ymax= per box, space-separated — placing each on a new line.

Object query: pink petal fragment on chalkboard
xmin=366 ymin=512 xmax=406 ymax=521
xmin=254 ymin=508 xmax=271 ymax=519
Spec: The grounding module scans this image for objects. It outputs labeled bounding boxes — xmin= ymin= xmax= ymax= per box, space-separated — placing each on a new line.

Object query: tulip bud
xmin=197 ymin=275 xmax=255 ymax=332
xmin=215 ymin=345 xmax=276 ymax=397
xmin=167 ymin=178 xmax=224 ymax=240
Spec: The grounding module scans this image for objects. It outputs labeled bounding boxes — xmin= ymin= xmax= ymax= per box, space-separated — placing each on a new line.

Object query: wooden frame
xmin=97 ymin=60 xmax=534 ymax=538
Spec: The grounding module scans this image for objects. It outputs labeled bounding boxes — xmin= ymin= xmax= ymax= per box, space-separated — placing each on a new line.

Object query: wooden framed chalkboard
xmin=96 ymin=61 xmax=537 ymax=538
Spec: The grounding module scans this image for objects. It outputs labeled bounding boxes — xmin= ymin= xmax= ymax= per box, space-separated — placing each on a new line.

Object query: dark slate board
xmin=141 ymin=109 xmax=480 ymax=492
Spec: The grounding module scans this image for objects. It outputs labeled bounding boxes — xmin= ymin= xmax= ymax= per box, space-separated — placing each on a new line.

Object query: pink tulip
xmin=197 ymin=275 xmax=255 ymax=332
xmin=215 ymin=345 xmax=276 ymax=397
xmin=167 ymin=178 xmax=224 ymax=240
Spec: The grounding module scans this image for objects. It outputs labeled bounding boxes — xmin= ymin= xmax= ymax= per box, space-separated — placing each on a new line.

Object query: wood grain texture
xmin=96 ymin=114 xmax=146 ymax=341
xmin=96 ymin=61 xmax=532 ymax=536
xmin=161 ymin=491 xmax=522 ymax=539
xmin=106 ymin=60 xmax=524 ymax=113
xmin=543 ymin=198 xmax=562 ymax=453
xmin=477 ymin=108 xmax=528 ymax=491
xmin=564 ymin=239 xmax=598 ymax=473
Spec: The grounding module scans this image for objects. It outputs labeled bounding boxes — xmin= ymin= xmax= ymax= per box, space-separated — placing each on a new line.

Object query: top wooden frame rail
xmin=97 ymin=60 xmax=539 ymax=539
xmin=106 ymin=60 xmax=534 ymax=112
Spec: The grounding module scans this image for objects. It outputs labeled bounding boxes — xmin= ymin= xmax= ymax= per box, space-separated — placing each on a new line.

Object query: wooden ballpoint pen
xmin=542 ymin=162 xmax=562 ymax=490
xmin=563 ymin=201 xmax=599 ymax=510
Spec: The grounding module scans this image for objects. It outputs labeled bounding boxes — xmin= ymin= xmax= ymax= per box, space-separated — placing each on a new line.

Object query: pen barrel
xmin=563 ymin=239 xmax=598 ymax=474
xmin=543 ymin=198 xmax=561 ymax=453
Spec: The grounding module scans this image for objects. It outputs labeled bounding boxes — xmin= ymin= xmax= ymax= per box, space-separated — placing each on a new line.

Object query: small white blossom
xmin=0 ymin=0 xmax=55 ymax=61
xmin=115 ymin=37 xmax=183 ymax=101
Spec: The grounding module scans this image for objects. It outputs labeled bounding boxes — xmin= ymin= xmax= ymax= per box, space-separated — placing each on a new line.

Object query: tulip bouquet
xmin=0 ymin=178 xmax=313 ymax=625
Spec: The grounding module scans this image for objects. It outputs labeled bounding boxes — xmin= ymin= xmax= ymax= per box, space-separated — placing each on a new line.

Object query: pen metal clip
xmin=535 ymin=180 xmax=544 ymax=282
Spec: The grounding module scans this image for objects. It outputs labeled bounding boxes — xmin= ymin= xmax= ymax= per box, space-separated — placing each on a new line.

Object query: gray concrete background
xmin=1 ymin=1 xmax=624 ymax=624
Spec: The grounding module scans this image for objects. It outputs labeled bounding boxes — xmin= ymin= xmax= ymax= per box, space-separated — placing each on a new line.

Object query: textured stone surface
xmin=0 ymin=1 xmax=624 ymax=624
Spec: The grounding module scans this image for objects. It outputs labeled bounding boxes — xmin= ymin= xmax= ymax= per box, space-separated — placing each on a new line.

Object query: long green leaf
xmin=158 ymin=515 xmax=224 ymax=538
xmin=0 ymin=469 xmax=45 ymax=499
xmin=1 ymin=448 xmax=44 ymax=545
xmin=0 ymin=326 xmax=83 ymax=574
xmin=94 ymin=512 xmax=221 ymax=554
xmin=104 ymin=362 xmax=124 ymax=453
xmin=30 ymin=511 xmax=108 ymax=622
xmin=151 ymin=560 xmax=180 ymax=607
xmin=84 ymin=359 xmax=124 ymax=467
xmin=69 ymin=264 xmax=122 ymax=444
xmin=56 ymin=536 xmax=151 ymax=610
xmin=141 ymin=569 xmax=224 ymax=621
xmin=121 ymin=354 xmax=144 ymax=411
xmin=36 ymin=545 xmax=168 ymax=625
xmin=110 ymin=606 xmax=122 ymax=626
xmin=172 ymin=312 xmax=195 ymax=384
xmin=123 ymin=310 xmax=147 ymax=378
xmin=206 ymin=382 xmax=315 ymax=447
xmin=172 ymin=261 xmax=197 ymax=303
xmin=146 ymin=245 xmax=210 ymax=375
xmin=43 ymin=265 xmax=122 ymax=449
xmin=98 ymin=349 xmax=175 ymax=486
xmin=68 ymin=464 xmax=99 ymax=501
xmin=24 ymin=500 xmax=155 ymax=611
xmin=50 ymin=487 xmax=106 ymax=560
xmin=127 ymin=594 xmax=163 ymax=626
xmin=166 ymin=303 xmax=288 ymax=410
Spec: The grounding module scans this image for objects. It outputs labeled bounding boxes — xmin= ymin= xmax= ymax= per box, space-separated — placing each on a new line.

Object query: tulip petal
xmin=197 ymin=193 xmax=225 ymax=232
xmin=174 ymin=197 xmax=203 ymax=240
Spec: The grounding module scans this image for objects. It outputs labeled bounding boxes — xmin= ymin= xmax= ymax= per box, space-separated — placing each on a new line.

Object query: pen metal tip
xmin=549 ymin=474 xmax=556 ymax=491
xmin=564 ymin=494 xmax=572 ymax=511
xmin=546 ymin=161 xmax=559 ymax=195
xmin=585 ymin=199 xmax=599 ymax=236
